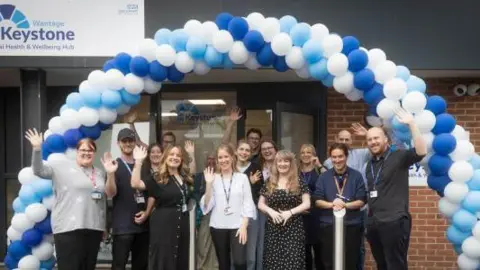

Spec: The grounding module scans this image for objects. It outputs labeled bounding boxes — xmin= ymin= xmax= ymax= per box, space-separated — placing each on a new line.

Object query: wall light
xmin=188 ymin=99 xmax=226 ymax=105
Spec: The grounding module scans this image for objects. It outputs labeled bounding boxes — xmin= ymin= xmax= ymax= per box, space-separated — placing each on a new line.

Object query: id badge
xmin=182 ymin=204 xmax=187 ymax=213
xmin=224 ymin=206 xmax=233 ymax=216
xmin=134 ymin=193 xmax=145 ymax=204
xmin=91 ymin=190 xmax=103 ymax=200
xmin=370 ymin=190 xmax=378 ymax=198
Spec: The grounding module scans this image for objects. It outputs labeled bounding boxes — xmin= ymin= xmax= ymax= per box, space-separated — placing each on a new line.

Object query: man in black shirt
xmin=364 ymin=108 xmax=426 ymax=270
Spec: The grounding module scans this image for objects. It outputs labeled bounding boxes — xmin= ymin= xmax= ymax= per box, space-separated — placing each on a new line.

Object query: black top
xmin=249 ymin=152 xmax=261 ymax=165
xmin=111 ymin=158 xmax=148 ymax=235
xmin=365 ymin=148 xmax=424 ymax=222
xmin=143 ymin=171 xmax=191 ymax=209
xmin=193 ymin=172 xmax=206 ymax=203
xmin=241 ymin=162 xmax=264 ymax=205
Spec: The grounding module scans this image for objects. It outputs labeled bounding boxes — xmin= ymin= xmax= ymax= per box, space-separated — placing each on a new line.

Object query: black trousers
xmin=210 ymin=227 xmax=246 ymax=270
xmin=366 ymin=215 xmax=412 ymax=270
xmin=54 ymin=229 xmax=103 ymax=270
xmin=318 ymin=224 xmax=363 ymax=270
xmin=112 ymin=232 xmax=149 ymax=270
xmin=306 ymin=243 xmax=323 ymax=270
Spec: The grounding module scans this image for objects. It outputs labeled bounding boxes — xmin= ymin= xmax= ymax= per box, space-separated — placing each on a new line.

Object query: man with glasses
xmin=246 ymin=128 xmax=263 ymax=164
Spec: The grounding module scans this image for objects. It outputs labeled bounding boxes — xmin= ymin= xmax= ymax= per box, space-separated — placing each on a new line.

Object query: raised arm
xmin=101 ymin=152 xmax=119 ymax=198
xmin=184 ymin=140 xmax=196 ymax=175
xmin=131 ymin=146 xmax=147 ymax=190
xmin=200 ymin=167 xmax=215 ymax=214
xmin=221 ymin=107 xmax=242 ymax=145
xmin=25 ymin=129 xmax=54 ymax=179
xmin=395 ymin=107 xmax=427 ymax=156
xmin=124 ymin=110 xmax=148 ymax=148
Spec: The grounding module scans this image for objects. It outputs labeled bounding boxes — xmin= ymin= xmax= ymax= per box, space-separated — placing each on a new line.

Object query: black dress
xmin=261 ymin=181 xmax=310 ymax=270
xmin=143 ymin=173 xmax=190 ymax=270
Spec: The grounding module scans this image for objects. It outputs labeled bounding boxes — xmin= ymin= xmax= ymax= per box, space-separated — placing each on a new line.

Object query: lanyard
xmin=369 ymin=152 xmax=391 ymax=190
xmin=83 ymin=167 xmax=96 ymax=189
xmin=172 ymin=176 xmax=187 ymax=205
xmin=334 ymin=172 xmax=348 ymax=197
xmin=221 ymin=174 xmax=234 ymax=206
xmin=120 ymin=159 xmax=133 ymax=175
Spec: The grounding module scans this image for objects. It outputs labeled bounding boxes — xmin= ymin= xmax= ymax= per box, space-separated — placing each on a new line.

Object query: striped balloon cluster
xmin=5 ymin=11 xmax=479 ymax=269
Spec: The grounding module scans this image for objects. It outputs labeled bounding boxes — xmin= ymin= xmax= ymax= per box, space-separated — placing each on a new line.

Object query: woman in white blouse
xmin=201 ymin=143 xmax=256 ymax=270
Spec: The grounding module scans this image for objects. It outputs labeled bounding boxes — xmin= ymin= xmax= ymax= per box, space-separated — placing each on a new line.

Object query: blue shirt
xmin=313 ymin=167 xmax=367 ymax=225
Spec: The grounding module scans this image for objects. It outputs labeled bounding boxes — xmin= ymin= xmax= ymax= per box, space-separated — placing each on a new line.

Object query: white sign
xmin=409 ymin=163 xmax=428 ymax=186
xmin=0 ymin=0 xmax=144 ymax=56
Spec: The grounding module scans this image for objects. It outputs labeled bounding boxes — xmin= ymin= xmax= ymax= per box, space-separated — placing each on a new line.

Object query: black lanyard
xmin=369 ymin=152 xmax=391 ymax=190
xmin=221 ymin=174 xmax=233 ymax=206
xmin=172 ymin=176 xmax=187 ymax=205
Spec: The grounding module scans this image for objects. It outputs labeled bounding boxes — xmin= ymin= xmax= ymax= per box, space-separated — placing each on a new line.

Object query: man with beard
xmin=105 ymin=128 xmax=149 ymax=270
xmin=364 ymin=108 xmax=426 ymax=270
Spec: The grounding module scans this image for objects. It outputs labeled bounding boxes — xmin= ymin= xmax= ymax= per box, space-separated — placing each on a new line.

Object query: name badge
xmin=370 ymin=190 xmax=378 ymax=198
xmin=224 ymin=206 xmax=233 ymax=216
xmin=91 ymin=190 xmax=103 ymax=200
xmin=182 ymin=204 xmax=187 ymax=213
xmin=134 ymin=192 xmax=145 ymax=204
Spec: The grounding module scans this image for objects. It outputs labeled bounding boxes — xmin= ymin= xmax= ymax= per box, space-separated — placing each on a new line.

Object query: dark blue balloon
xmin=363 ymin=84 xmax=385 ymax=106
xmin=243 ymin=30 xmax=265 ymax=53
xmin=427 ymin=175 xmax=451 ymax=194
xmin=4 ymin=253 xmax=18 ymax=269
xmin=7 ymin=241 xmax=30 ymax=260
xmin=432 ymin=133 xmax=457 ymax=155
xmin=41 ymin=143 xmax=51 ymax=161
xmin=425 ymin=95 xmax=447 ymax=115
xmin=149 ymin=61 xmax=168 ymax=82
xmin=130 ymin=56 xmax=150 ymax=77
xmin=428 ymin=154 xmax=453 ymax=176
xmin=354 ymin=69 xmax=375 ymax=91
xmin=21 ymin=228 xmax=43 ymax=247
xmin=273 ymin=56 xmax=289 ymax=72
xmin=341 ymin=36 xmax=360 ymax=55
xmin=215 ymin=12 xmax=234 ymax=30
xmin=120 ymin=89 xmax=141 ymax=106
xmin=256 ymin=43 xmax=275 ymax=66
xmin=432 ymin=113 xmax=456 ymax=135
xmin=63 ymin=129 xmax=84 ymax=148
xmin=114 ymin=52 xmax=132 ymax=74
xmin=98 ymin=122 xmax=112 ymax=131
xmin=45 ymin=134 xmax=67 ymax=153
xmin=80 ymin=125 xmax=102 ymax=140
xmin=228 ymin=17 xmax=249 ymax=40
xmin=167 ymin=65 xmax=185 ymax=83
xmin=348 ymin=49 xmax=368 ymax=72
xmin=35 ymin=214 xmax=52 ymax=234
xmin=102 ymin=59 xmax=116 ymax=72
xmin=368 ymin=106 xmax=378 ymax=117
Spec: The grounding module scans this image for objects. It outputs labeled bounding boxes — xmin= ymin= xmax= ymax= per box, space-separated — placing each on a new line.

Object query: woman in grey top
xmin=25 ymin=129 xmax=117 ymax=270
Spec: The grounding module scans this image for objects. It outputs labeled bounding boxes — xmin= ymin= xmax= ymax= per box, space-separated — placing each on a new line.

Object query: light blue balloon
xmin=101 ymin=90 xmax=122 ymax=109
xmin=59 ymin=104 xmax=69 ymax=114
xmin=290 ymin=23 xmax=311 ymax=47
xmin=302 ymin=39 xmax=323 ymax=64
xmin=322 ymin=74 xmax=334 ymax=87
xmin=447 ymin=224 xmax=471 ymax=245
xmin=463 ymin=191 xmax=480 ymax=213
xmin=279 ymin=15 xmax=297 ymax=33
xmin=204 ymin=46 xmax=223 ymax=67
xmin=169 ymin=29 xmax=189 ymax=52
xmin=19 ymin=185 xmax=41 ymax=205
xmin=13 ymin=197 xmax=26 ymax=213
xmin=154 ymin=28 xmax=171 ymax=45
xmin=186 ymin=36 xmax=207 ymax=60
xmin=392 ymin=117 xmax=409 ymax=132
xmin=30 ymin=179 xmax=53 ymax=198
xmin=452 ymin=209 xmax=477 ymax=232
xmin=222 ymin=54 xmax=234 ymax=69
xmin=469 ymin=154 xmax=480 ymax=170
xmin=80 ymin=88 xmax=102 ymax=109
xmin=468 ymin=170 xmax=480 ymax=191
xmin=396 ymin=65 xmax=410 ymax=81
xmin=406 ymin=75 xmax=427 ymax=93
xmin=66 ymin=93 xmax=85 ymax=111
xmin=308 ymin=59 xmax=328 ymax=80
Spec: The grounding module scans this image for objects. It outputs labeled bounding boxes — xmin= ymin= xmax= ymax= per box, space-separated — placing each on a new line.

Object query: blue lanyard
xmin=370 ymin=152 xmax=390 ymax=190
xmin=120 ymin=159 xmax=133 ymax=175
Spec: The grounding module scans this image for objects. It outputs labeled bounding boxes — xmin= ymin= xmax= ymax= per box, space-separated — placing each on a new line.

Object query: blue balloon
xmin=169 ymin=29 xmax=189 ymax=52
xmin=407 ymin=75 xmax=427 ymax=93
xmin=149 ymin=61 xmax=168 ymax=82
xmin=22 ymin=228 xmax=43 ymax=247
xmin=392 ymin=117 xmax=409 ymax=133
xmin=290 ymin=23 xmax=311 ymax=46
xmin=30 ymin=179 xmax=53 ymax=198
xmin=368 ymin=106 xmax=378 ymax=117
xmin=243 ymin=30 xmax=265 ymax=53
xmin=321 ymin=74 xmax=334 ymax=87
xmin=273 ymin=56 xmax=289 ymax=72
xmin=452 ymin=209 xmax=477 ymax=232
xmin=7 ymin=241 xmax=31 ymax=260
xmin=19 ymin=185 xmax=41 ymax=205
xmin=463 ymin=191 xmax=480 ymax=213
xmin=354 ymin=69 xmax=376 ymax=91
xmin=222 ymin=55 xmax=234 ymax=69
xmin=167 ymin=65 xmax=185 ymax=83
xmin=101 ymin=90 xmax=122 ymax=109
xmin=63 ymin=129 xmax=84 ymax=148
xmin=34 ymin=214 xmax=52 ymax=234
xmin=348 ymin=49 xmax=368 ymax=72
xmin=428 ymin=154 xmax=453 ymax=176
xmin=427 ymin=175 xmax=451 ymax=194
xmin=98 ymin=122 xmax=112 ymax=131
xmin=80 ymin=124 xmax=102 ymax=140
xmin=228 ymin=17 xmax=249 ymax=40
xmin=256 ymin=43 xmax=275 ymax=66
xmin=432 ymin=133 xmax=457 ymax=155
xmin=12 ymin=197 xmax=26 ymax=213
xmin=66 ymin=92 xmax=85 ymax=111
xmin=41 ymin=143 xmax=51 ymax=161
xmin=432 ymin=113 xmax=456 ymax=135
xmin=341 ymin=36 xmax=360 ymax=55
xmin=215 ymin=12 xmax=234 ymax=30
xmin=396 ymin=65 xmax=411 ymax=81
xmin=470 ymin=154 xmax=480 ymax=170
xmin=4 ymin=253 xmax=18 ymax=269
xmin=59 ymin=104 xmax=69 ymax=114
xmin=114 ymin=52 xmax=132 ymax=74
xmin=279 ymin=15 xmax=297 ymax=33
xmin=204 ymin=46 xmax=224 ymax=67
xmin=453 ymin=244 xmax=463 ymax=255
xmin=308 ymin=59 xmax=329 ymax=80
xmin=45 ymin=134 xmax=67 ymax=153
xmin=468 ymin=170 xmax=480 ymax=190
xmin=120 ymin=89 xmax=141 ymax=106
xmin=447 ymin=225 xmax=471 ymax=245
xmin=40 ymin=256 xmax=56 ymax=269
xmin=80 ymin=88 xmax=102 ymax=109
xmin=102 ymin=59 xmax=116 ymax=72
xmin=186 ymin=36 xmax=207 ymax=60
xmin=130 ymin=56 xmax=149 ymax=77
xmin=363 ymin=84 xmax=385 ymax=106
xmin=425 ymin=95 xmax=447 ymax=115
xmin=393 ymin=129 xmax=411 ymax=143
xmin=154 ymin=28 xmax=171 ymax=45
xmin=302 ymin=39 xmax=323 ymax=64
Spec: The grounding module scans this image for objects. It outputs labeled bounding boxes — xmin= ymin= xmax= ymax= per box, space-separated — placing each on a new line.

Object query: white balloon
xmin=32 ymin=240 xmax=54 ymax=261
xmin=60 ymin=109 xmax=81 ymax=130
xmin=333 ymin=71 xmax=354 ymax=94
xmin=345 ymin=88 xmax=363 ymax=101
xmin=310 ymin=23 xmax=329 ymax=42
xmin=77 ymin=107 xmax=100 ymax=127
xmin=367 ymin=48 xmax=387 ymax=70
xmin=48 ymin=116 xmax=66 ymax=135
xmin=184 ymin=19 xmax=203 ymax=37
xmin=383 ymin=78 xmax=407 ymax=100
xmin=47 ymin=153 xmax=68 ymax=164
xmin=116 ymin=104 xmax=131 ymax=116
xmin=18 ymin=255 xmax=40 ymax=270
xmin=271 ymin=33 xmax=293 ymax=56
xmin=449 ymin=161 xmax=474 ymax=183
xmin=228 ymin=41 xmax=249 ymax=64
xmin=25 ymin=203 xmax=48 ymax=223
xmin=43 ymin=129 xmax=52 ymax=140
xmin=193 ymin=61 xmax=211 ymax=75
xmin=11 ymin=213 xmax=35 ymax=232
xmin=87 ymin=70 xmax=107 ymax=91
xmin=473 ymin=221 xmax=480 ymax=240
xmin=104 ymin=69 xmax=125 ymax=90
xmin=244 ymin=54 xmax=261 ymax=70
xmin=174 ymin=51 xmax=194 ymax=73
xmin=374 ymin=61 xmax=397 ymax=84
xmin=18 ymin=167 xmax=35 ymax=185
xmin=259 ymin=17 xmax=280 ymax=42
xmin=421 ymin=132 xmax=435 ymax=152
xmin=376 ymin=98 xmax=400 ymax=119
xmin=79 ymin=80 xmax=90 ymax=92
xmin=419 ymin=152 xmax=433 ymax=169
xmin=366 ymin=115 xmax=383 ymax=127
xmin=285 ymin=47 xmax=305 ymax=70
xmin=42 ymin=195 xmax=54 ymax=211
xmin=402 ymin=91 xmax=427 ymax=114
xmin=65 ymin=148 xmax=77 ymax=160
xmin=444 ymin=182 xmax=469 ymax=204
xmin=414 ymin=110 xmax=436 ymax=133
xmin=327 ymin=53 xmax=349 ymax=77
xmin=450 ymin=140 xmax=475 ymax=162
xmin=438 ymin=197 xmax=459 ymax=218
xmin=201 ymin=21 xmax=219 ymax=45
xmin=452 ymin=125 xmax=469 ymax=141
xmin=458 ymin=254 xmax=479 ymax=270
xmin=246 ymin=12 xmax=265 ymax=31
xmin=295 ymin=65 xmax=311 ymax=79
xmin=143 ymin=77 xmax=162 ymax=94
xmin=156 ymin=44 xmax=176 ymax=66
xmin=462 ymin=237 xmax=480 ymax=259
xmin=43 ymin=234 xmax=55 ymax=244
xmin=124 ymin=73 xmax=144 ymax=95
xmin=98 ymin=107 xmax=118 ymax=124
xmin=138 ymin=38 xmax=157 ymax=62
xmin=212 ymin=30 xmax=234 ymax=53
xmin=322 ymin=34 xmax=343 ymax=58
xmin=7 ymin=226 xmax=23 ymax=241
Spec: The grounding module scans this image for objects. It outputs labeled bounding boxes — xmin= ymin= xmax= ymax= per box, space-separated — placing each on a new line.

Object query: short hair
xmin=161 ymin=131 xmax=176 ymax=142
xmin=76 ymin=138 xmax=97 ymax=152
xmin=246 ymin=128 xmax=262 ymax=138
xmin=328 ymin=142 xmax=349 ymax=158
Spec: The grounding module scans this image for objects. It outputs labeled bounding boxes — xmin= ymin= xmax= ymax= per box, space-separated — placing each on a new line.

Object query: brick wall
xmin=326 ymin=78 xmax=480 ymax=270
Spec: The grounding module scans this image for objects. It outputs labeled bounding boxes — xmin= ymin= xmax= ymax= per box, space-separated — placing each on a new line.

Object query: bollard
xmin=333 ymin=208 xmax=346 ymax=270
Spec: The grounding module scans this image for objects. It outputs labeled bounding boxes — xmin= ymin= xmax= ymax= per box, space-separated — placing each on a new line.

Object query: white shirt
xmin=201 ymin=172 xmax=256 ymax=229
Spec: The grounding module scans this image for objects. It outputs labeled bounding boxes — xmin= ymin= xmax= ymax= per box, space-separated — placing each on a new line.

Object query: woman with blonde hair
xmin=258 ymin=150 xmax=311 ymax=270
xmin=131 ymin=144 xmax=193 ymax=270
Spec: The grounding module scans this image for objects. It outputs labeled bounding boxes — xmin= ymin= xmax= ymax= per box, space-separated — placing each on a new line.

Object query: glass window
xmin=6 ymin=179 xmax=21 ymax=229
xmin=280 ymin=112 xmax=314 ymax=153
xmin=245 ymin=109 xmax=273 ymax=139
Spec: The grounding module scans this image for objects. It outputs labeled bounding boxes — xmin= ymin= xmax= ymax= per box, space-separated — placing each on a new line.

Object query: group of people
xmin=23 ymin=106 xmax=426 ymax=270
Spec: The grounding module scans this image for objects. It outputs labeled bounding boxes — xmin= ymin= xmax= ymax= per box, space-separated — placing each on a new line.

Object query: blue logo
xmin=0 ymin=4 xmax=30 ymax=28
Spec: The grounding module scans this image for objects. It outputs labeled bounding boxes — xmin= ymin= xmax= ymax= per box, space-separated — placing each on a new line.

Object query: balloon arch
xmin=5 ymin=11 xmax=480 ymax=270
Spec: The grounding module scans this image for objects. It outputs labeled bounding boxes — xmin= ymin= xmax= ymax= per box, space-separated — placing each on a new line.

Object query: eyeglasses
xmin=261 ymin=146 xmax=274 ymax=151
